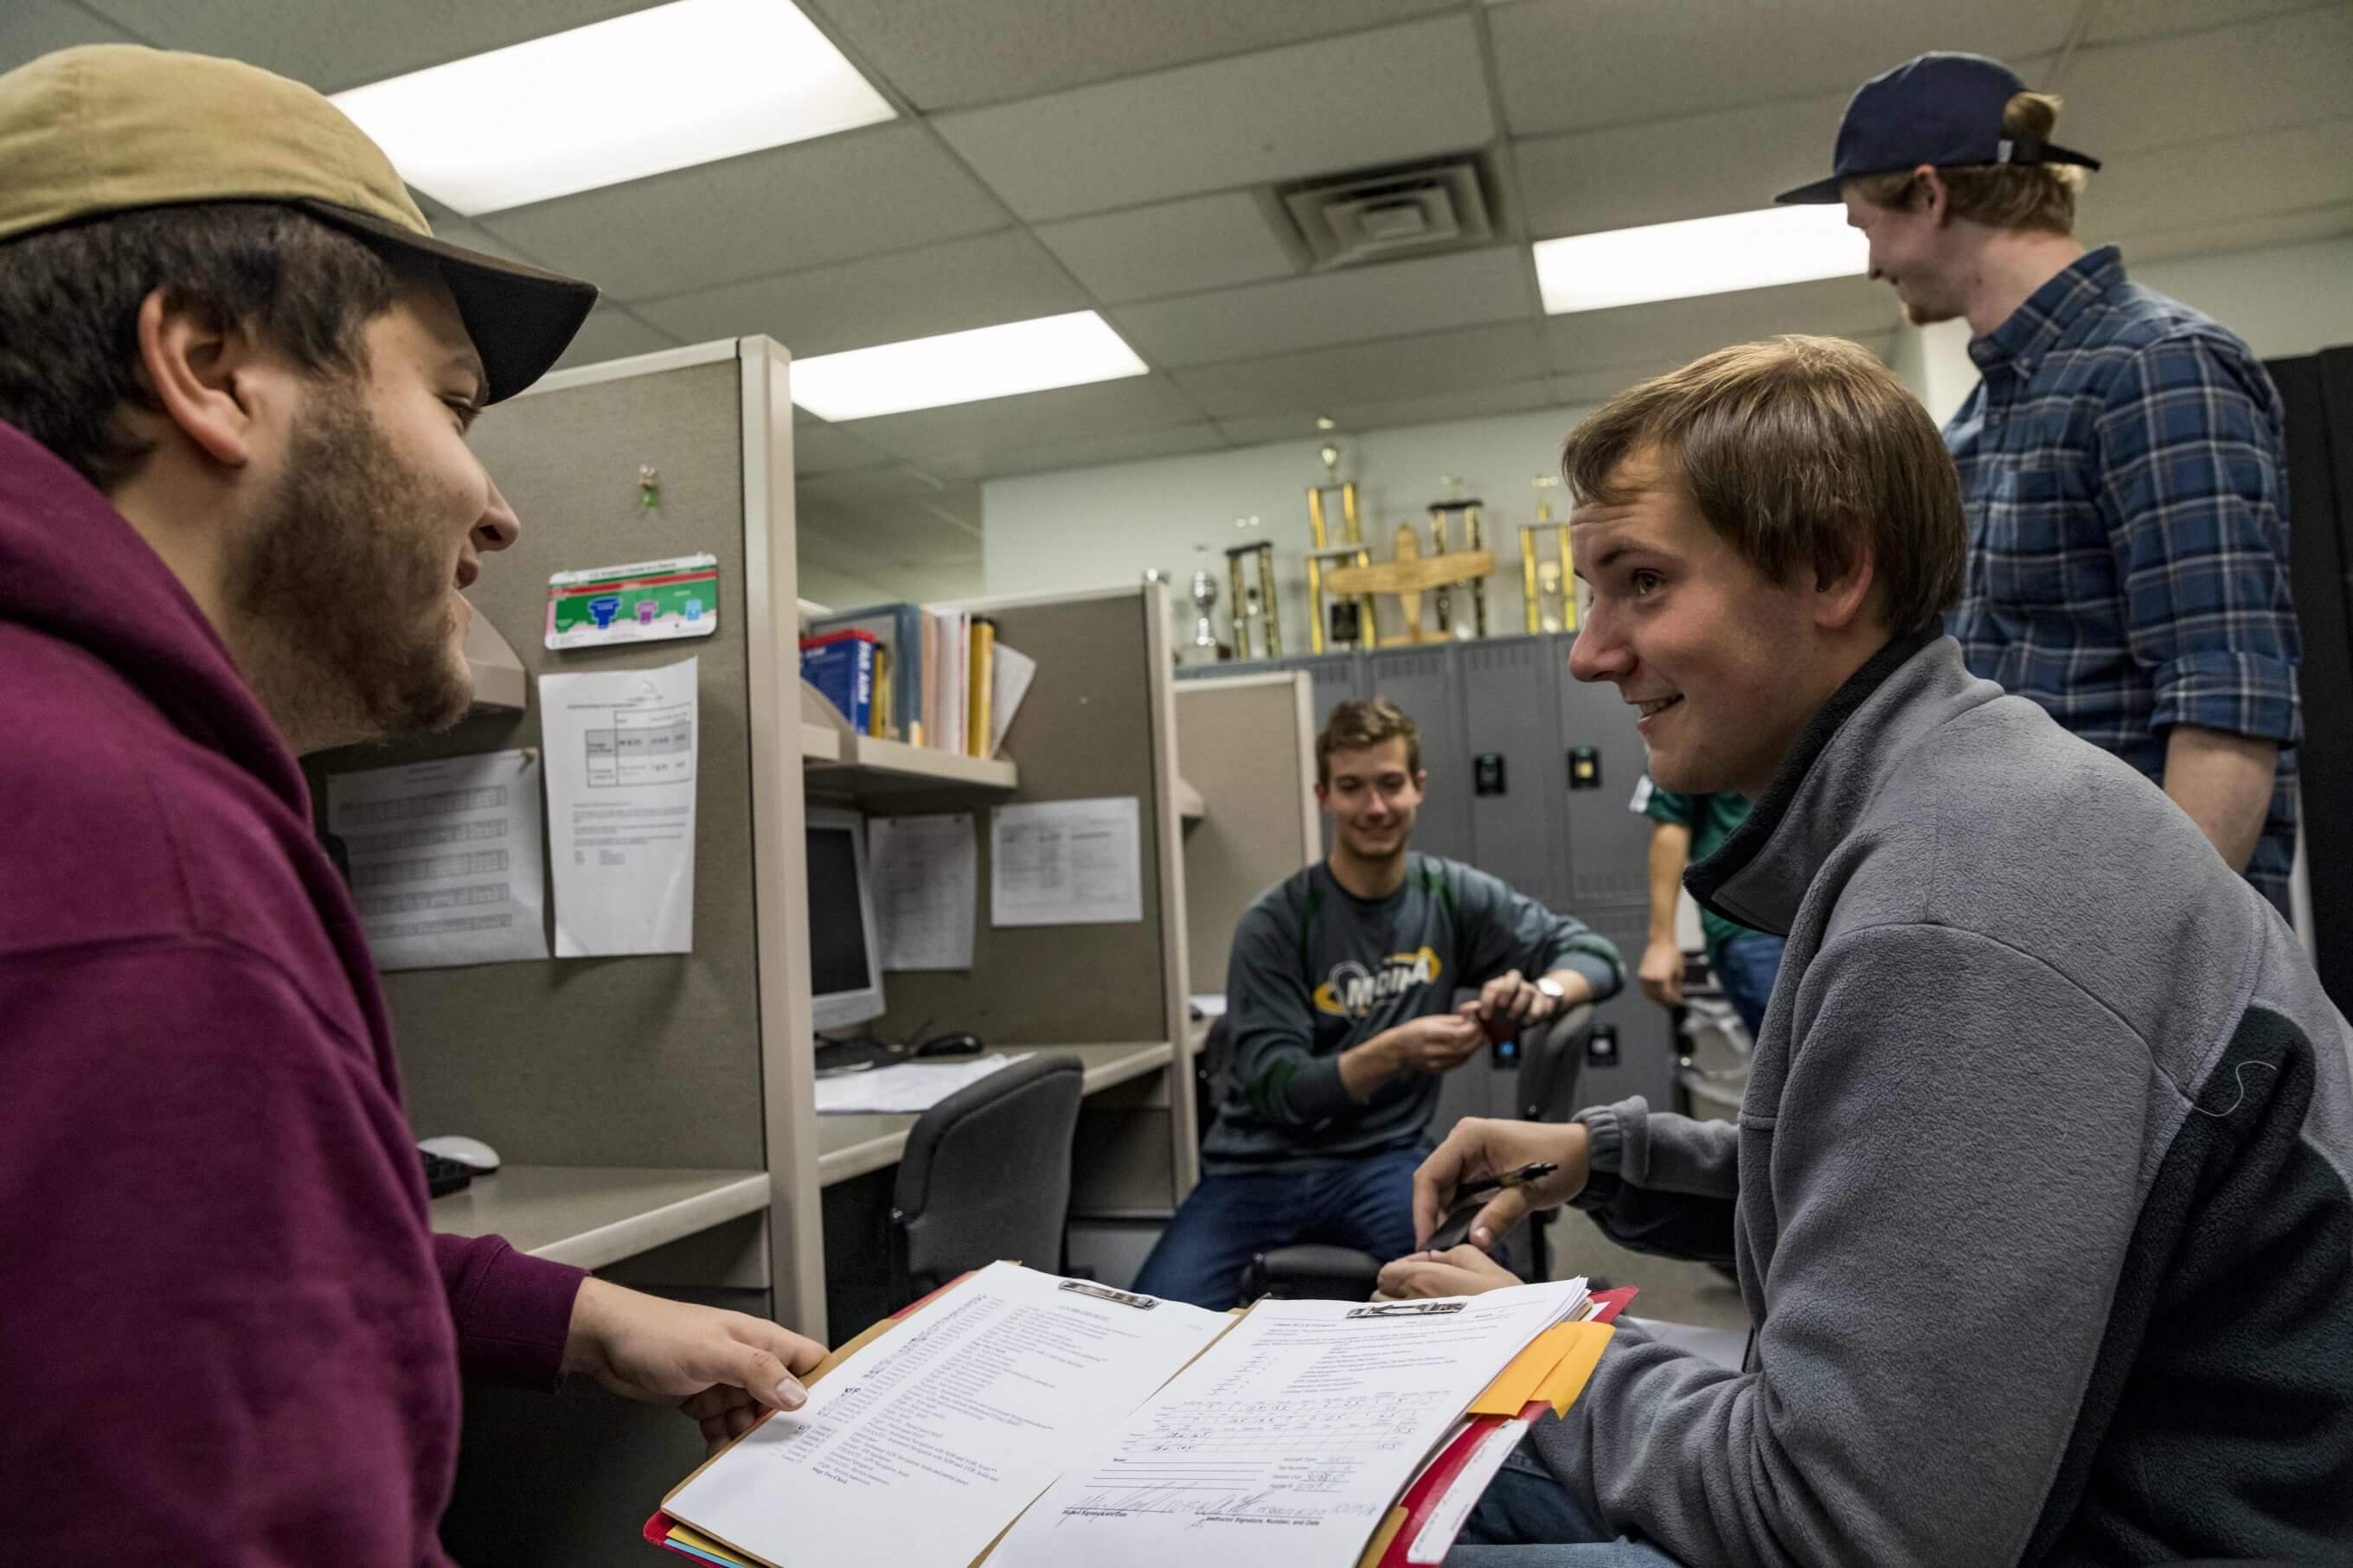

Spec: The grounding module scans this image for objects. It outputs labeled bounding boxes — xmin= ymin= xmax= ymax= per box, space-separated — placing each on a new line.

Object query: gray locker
xmin=1364 ymin=646 xmax=1471 ymax=867
xmin=1568 ymin=899 xmax=1681 ymax=1117
xmin=1285 ymin=651 xmax=1368 ymax=729
xmin=1460 ymin=636 xmax=1569 ymax=908
xmin=1556 ymin=647 xmax=1653 ymax=906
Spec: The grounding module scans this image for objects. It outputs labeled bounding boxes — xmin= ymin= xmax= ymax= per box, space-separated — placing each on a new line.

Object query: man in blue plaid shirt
xmin=1780 ymin=54 xmax=2302 ymax=914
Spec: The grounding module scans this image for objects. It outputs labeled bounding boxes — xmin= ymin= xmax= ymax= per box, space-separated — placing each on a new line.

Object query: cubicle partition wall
xmin=1174 ymin=671 xmax=1319 ymax=999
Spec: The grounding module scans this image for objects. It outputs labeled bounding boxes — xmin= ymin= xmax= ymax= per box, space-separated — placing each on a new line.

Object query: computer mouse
xmin=419 ymin=1135 xmax=502 ymax=1173
xmin=913 ymin=1032 xmax=985 ymax=1059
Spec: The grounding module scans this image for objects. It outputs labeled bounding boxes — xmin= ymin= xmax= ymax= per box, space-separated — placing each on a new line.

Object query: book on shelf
xmin=804 ymin=602 xmax=1035 ymax=760
xmin=641 ymin=1262 xmax=1632 ymax=1568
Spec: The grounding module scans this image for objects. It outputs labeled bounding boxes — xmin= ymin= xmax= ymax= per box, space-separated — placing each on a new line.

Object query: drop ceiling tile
xmin=2081 ymin=0 xmax=2323 ymax=44
xmin=1491 ymin=0 xmax=2071 ymax=138
xmin=77 ymin=0 xmax=651 ymax=92
xmin=549 ymin=304 xmax=680 ymax=373
xmin=1034 ymin=192 xmax=1299 ymax=304
xmin=844 ymin=375 xmax=1206 ymax=476
xmin=2058 ymin=7 xmax=2353 ymax=160
xmin=1171 ymin=323 xmax=1547 ymax=419
xmin=638 ymin=230 xmax=1086 ymax=356
xmin=2078 ymin=117 xmax=2353 ymax=243
xmin=0 ymin=1 xmax=139 ymax=70
xmin=984 ymin=421 xmax=1232 ymax=479
xmin=2112 ymin=202 xmax=2353 ymax=267
xmin=814 ymin=0 xmax=1455 ymax=112
xmin=1514 ymin=90 xmax=1854 ymax=239
xmin=933 ymin=15 xmax=1496 ymax=222
xmin=793 ymin=420 xmax=898 ymax=475
xmin=478 ymin=125 xmax=1010 ymax=300
xmin=1545 ymin=275 xmax=1898 ymax=375
xmin=1110 ymin=246 xmax=1535 ymax=368
xmin=1215 ymin=377 xmax=1557 ymax=449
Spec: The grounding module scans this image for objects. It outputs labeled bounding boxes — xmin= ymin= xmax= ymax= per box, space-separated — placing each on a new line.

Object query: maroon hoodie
xmin=0 ymin=420 xmax=585 ymax=1562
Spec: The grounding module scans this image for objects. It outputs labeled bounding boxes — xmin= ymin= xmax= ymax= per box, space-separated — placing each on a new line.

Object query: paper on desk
xmin=539 ymin=656 xmax=698 ymax=957
xmin=869 ymin=812 xmax=976 ymax=970
xmin=1191 ymin=992 xmax=1229 ymax=1019
xmin=326 ymin=749 xmax=548 ymax=970
xmin=989 ymin=642 xmax=1036 ymax=757
xmin=813 ymin=1053 xmax=1028 ymax=1115
xmin=991 ymin=797 xmax=1142 ymax=928
xmin=665 ymin=1262 xmax=1228 ymax=1568
xmin=988 ymin=1280 xmax=1588 ymax=1568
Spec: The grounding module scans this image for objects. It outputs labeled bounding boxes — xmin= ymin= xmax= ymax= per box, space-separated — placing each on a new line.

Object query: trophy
xmin=1518 ymin=475 xmax=1575 ymax=633
xmin=1186 ymin=569 xmax=1232 ymax=665
xmin=1304 ymin=443 xmax=1378 ymax=652
xmin=1427 ymin=475 xmax=1491 ymax=640
xmin=1224 ymin=529 xmax=1280 ymax=661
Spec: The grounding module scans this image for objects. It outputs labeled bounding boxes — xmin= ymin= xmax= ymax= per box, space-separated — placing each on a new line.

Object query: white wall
xmin=984 ymin=404 xmax=1603 ymax=652
xmin=984 ymin=234 xmax=2353 ymax=637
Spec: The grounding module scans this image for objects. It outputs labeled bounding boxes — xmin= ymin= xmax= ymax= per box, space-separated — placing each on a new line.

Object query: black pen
xmin=1453 ymin=1161 xmax=1559 ymax=1202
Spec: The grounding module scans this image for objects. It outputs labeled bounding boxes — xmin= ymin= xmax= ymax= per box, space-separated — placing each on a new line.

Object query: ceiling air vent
xmin=1279 ymin=155 xmax=1496 ymax=270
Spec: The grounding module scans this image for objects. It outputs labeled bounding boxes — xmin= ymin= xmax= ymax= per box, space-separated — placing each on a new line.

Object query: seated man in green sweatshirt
xmin=1132 ymin=696 xmax=1623 ymax=1310
xmin=1377 ymin=336 xmax=2352 ymax=1565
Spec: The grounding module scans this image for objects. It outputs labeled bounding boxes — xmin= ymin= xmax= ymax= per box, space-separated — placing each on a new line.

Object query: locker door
xmin=1459 ymin=635 xmax=1567 ymax=908
xmin=1567 ymin=900 xmax=1680 ymax=1116
xmin=1364 ymin=646 xmax=1470 ymax=867
xmin=1555 ymin=641 xmax=1652 ymax=906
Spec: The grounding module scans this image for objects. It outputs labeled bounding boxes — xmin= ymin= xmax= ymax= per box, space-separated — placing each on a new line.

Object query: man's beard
xmin=228 ymin=382 xmax=472 ymax=750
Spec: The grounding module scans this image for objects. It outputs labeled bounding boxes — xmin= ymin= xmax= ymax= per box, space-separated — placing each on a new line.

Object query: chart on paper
xmin=325 ymin=749 xmax=548 ymax=971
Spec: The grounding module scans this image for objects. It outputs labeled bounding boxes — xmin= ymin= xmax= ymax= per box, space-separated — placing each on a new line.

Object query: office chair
xmin=888 ymin=1053 xmax=1085 ymax=1309
xmin=1241 ymin=1002 xmax=1597 ymax=1302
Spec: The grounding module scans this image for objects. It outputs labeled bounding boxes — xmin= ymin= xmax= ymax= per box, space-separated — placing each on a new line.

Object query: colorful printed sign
xmin=545 ymin=554 xmax=720 ymax=650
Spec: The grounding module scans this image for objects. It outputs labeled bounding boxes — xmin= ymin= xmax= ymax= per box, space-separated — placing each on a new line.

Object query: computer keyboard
xmin=421 ymin=1149 xmax=475 ymax=1198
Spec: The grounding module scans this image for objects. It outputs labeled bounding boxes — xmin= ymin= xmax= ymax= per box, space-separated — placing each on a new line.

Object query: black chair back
xmin=890 ymin=1053 xmax=1084 ymax=1304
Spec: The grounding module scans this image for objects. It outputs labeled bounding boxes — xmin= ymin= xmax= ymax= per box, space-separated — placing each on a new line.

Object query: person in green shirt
xmin=1634 ymin=778 xmax=1785 ymax=1038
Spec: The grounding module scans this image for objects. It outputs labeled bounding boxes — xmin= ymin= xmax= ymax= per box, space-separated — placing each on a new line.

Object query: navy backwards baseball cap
xmin=1774 ymin=51 xmax=2100 ymax=205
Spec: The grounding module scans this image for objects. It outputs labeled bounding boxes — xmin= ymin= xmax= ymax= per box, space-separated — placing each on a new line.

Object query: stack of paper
xmin=811 ymin=1053 xmax=1028 ymax=1115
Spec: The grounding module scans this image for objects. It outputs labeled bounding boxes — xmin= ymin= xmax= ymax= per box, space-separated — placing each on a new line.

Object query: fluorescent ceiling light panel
xmin=1534 ymin=206 xmax=1867 ymax=315
xmin=791 ymin=312 xmax=1151 ymax=422
xmin=331 ymin=0 xmax=895 ymax=215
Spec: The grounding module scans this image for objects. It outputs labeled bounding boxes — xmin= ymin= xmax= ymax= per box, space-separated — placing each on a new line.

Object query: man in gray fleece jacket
xmin=1382 ymin=337 xmax=2353 ymax=1565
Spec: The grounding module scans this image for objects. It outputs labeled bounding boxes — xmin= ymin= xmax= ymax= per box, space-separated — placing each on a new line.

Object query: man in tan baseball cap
xmin=0 ymin=46 xmax=824 ymax=1561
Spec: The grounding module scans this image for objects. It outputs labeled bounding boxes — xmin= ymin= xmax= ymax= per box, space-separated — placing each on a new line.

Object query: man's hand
xmin=564 ymin=1278 xmax=827 ymax=1453
xmin=1638 ymin=936 xmax=1683 ymax=1008
xmin=1472 ymin=970 xmax=1549 ymax=1040
xmin=1414 ymin=1117 xmax=1589 ymax=1251
xmin=1374 ymin=1245 xmax=1523 ymax=1301
xmin=1388 ymin=1012 xmax=1487 ymax=1073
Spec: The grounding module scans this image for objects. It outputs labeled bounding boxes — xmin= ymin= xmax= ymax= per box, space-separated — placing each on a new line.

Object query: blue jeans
xmin=1711 ymin=933 xmax=1786 ymax=1040
xmin=1131 ymin=1146 xmax=1423 ymax=1309
xmin=1446 ymin=1449 xmax=1683 ymax=1566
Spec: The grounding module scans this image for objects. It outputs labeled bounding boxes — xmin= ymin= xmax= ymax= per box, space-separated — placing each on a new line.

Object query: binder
xmin=641 ymin=1276 xmax=1633 ymax=1568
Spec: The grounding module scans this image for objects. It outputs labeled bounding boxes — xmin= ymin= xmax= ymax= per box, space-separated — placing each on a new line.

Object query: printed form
xmin=325 ymin=749 xmax=548 ymax=971
xmin=538 ymin=656 xmax=699 ymax=957
xmin=666 ymin=1263 xmax=1225 ymax=1568
xmin=988 ymin=1282 xmax=1586 ymax=1568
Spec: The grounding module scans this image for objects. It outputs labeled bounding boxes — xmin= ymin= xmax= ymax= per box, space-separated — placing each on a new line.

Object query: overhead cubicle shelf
xmin=798 ymin=679 xmax=1018 ymax=801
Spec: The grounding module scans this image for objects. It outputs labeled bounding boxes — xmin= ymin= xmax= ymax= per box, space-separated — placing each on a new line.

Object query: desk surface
xmin=429 ymin=1166 xmax=768 ymax=1270
xmin=817 ymin=1040 xmax=1173 ymax=1186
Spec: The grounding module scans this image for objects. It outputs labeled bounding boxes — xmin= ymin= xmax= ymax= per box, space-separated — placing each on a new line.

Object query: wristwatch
xmin=1534 ymin=976 xmax=1566 ymax=1007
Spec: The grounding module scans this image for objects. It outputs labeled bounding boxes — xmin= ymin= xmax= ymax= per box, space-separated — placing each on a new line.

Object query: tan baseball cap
xmin=0 ymin=44 xmax=598 ymax=402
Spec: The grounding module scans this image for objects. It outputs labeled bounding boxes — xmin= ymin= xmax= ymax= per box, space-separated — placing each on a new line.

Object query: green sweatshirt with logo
xmin=1201 ymin=854 xmax=1623 ymax=1168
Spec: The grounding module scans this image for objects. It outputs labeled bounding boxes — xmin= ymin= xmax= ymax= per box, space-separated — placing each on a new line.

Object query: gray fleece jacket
xmin=1530 ymin=631 xmax=2353 ymax=1566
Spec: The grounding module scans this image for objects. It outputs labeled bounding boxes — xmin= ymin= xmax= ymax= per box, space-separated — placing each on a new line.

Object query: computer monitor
xmin=805 ymin=805 xmax=885 ymax=1033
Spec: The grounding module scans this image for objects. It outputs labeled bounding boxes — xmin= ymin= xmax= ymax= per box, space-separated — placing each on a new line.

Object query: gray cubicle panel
xmin=861 ymin=586 xmax=1199 ymax=1213
xmin=304 ymin=345 xmax=779 ymax=1176
xmin=1174 ymin=673 xmax=1319 ymax=997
